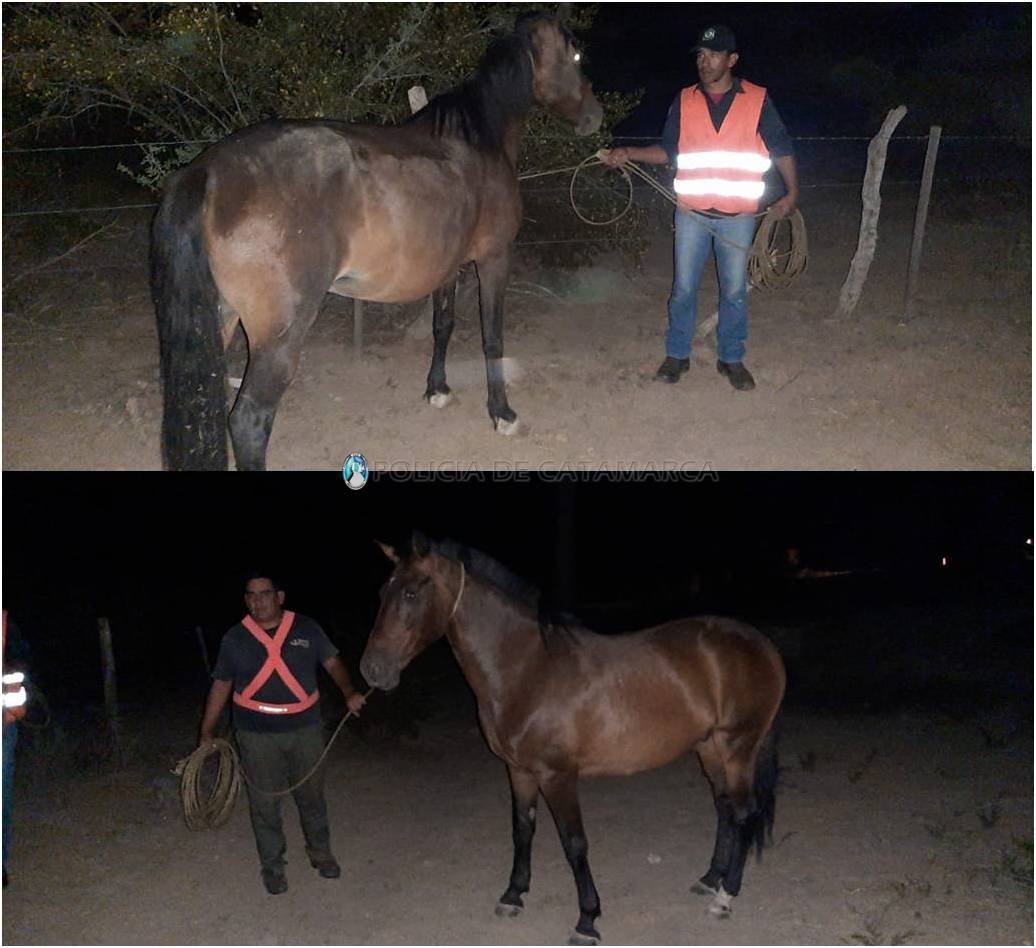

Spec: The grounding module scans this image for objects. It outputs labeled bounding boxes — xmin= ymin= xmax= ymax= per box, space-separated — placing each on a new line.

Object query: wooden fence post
xmin=98 ymin=616 xmax=120 ymax=758
xmin=353 ymin=298 xmax=364 ymax=366
xmin=832 ymin=105 xmax=908 ymax=319
xmin=408 ymin=84 xmax=434 ymax=334
xmin=902 ymin=125 xmax=942 ymax=322
xmin=195 ymin=625 xmax=211 ymax=677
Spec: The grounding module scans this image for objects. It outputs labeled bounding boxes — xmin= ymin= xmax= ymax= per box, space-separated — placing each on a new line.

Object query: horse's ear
xmin=375 ymin=540 xmax=399 ymax=563
xmin=412 ymin=530 xmax=431 ymax=558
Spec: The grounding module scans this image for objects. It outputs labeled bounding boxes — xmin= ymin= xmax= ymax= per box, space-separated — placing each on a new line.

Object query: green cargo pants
xmin=235 ymin=723 xmax=334 ymax=873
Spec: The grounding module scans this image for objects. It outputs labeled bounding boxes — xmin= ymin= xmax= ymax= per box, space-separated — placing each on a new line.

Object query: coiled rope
xmin=520 ymin=151 xmax=808 ymax=290
xmin=175 ymin=690 xmax=373 ymax=831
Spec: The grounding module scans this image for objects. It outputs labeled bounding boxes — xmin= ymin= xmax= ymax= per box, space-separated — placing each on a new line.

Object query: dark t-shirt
xmin=212 ymin=612 xmax=338 ymax=732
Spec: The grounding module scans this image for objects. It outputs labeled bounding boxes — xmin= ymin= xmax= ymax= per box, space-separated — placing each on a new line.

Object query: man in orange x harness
xmin=198 ymin=573 xmax=366 ymax=895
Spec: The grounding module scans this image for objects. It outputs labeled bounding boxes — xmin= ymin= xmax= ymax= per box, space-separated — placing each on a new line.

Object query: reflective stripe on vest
xmin=232 ymin=610 xmax=320 ymax=715
xmin=674 ymin=81 xmax=771 ymax=214
xmin=2 ymin=609 xmax=28 ymax=725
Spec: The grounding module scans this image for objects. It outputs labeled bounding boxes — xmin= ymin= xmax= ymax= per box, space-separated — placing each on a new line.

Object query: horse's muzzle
xmin=359 ymin=650 xmax=401 ymax=691
xmin=576 ymin=100 xmax=604 ymax=137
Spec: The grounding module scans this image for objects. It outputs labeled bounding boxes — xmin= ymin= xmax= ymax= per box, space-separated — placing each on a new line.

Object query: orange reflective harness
xmin=232 ymin=610 xmax=320 ymax=716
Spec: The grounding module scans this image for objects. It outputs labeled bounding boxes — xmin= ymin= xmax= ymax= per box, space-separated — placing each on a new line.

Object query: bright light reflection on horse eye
xmin=574 ymin=52 xmax=581 ymax=62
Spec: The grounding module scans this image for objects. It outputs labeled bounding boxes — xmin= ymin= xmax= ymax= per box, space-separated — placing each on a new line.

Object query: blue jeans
xmin=666 ymin=209 xmax=757 ymax=364
xmin=3 ymin=722 xmax=17 ymax=872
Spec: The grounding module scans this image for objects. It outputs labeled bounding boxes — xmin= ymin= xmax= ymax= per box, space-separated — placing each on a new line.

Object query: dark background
xmin=585 ymin=2 xmax=1030 ymax=136
xmin=2 ymin=473 xmax=1032 ymax=723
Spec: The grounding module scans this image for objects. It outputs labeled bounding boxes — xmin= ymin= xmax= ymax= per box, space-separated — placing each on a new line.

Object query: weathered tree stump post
xmin=832 ymin=105 xmax=908 ymax=319
xmin=98 ymin=616 xmax=121 ymax=762
xmin=902 ymin=125 xmax=942 ymax=322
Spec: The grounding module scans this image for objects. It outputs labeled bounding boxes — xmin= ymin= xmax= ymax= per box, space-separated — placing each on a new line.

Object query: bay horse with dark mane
xmin=360 ymin=534 xmax=786 ymax=945
xmin=151 ymin=14 xmax=602 ymax=470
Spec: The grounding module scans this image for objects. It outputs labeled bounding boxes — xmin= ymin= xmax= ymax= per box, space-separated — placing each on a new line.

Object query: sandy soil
xmin=2 ymin=662 xmax=1032 ymax=947
xmin=2 ymin=186 xmax=1030 ymax=471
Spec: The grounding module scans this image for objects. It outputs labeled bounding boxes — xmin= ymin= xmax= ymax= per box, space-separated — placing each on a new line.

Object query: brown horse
xmin=151 ymin=14 xmax=602 ymax=470
xmin=360 ymin=535 xmax=786 ymax=945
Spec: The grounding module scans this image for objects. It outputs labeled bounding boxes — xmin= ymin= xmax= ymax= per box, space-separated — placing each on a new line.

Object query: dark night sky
xmin=583 ymin=2 xmax=1031 ymax=135
xmin=2 ymin=474 xmax=1031 ymax=704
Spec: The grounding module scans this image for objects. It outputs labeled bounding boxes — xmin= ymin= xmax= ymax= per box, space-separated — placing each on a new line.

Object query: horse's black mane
xmin=411 ymin=13 xmax=572 ymax=152
xmin=428 ymin=536 xmax=584 ymax=647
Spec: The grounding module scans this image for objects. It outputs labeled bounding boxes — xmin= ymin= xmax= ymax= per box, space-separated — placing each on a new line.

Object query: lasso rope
xmin=520 ymin=151 xmax=807 ymax=289
xmin=175 ymin=689 xmax=374 ymax=831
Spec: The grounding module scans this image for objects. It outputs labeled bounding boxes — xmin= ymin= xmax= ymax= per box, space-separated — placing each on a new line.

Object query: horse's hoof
xmin=708 ymin=902 xmax=732 ymax=920
xmin=428 ymin=391 xmax=454 ymax=409
xmin=494 ymin=415 xmax=520 ymax=436
xmin=568 ymin=930 xmax=601 ymax=946
xmin=495 ymin=902 xmax=522 ymax=918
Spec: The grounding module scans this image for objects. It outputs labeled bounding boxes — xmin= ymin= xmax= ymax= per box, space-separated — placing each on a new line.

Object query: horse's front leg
xmin=424 ymin=277 xmax=457 ymax=408
xmin=541 ymin=770 xmax=601 ymax=945
xmin=496 ymin=766 xmax=540 ymax=917
xmin=474 ymin=248 xmax=519 ymax=435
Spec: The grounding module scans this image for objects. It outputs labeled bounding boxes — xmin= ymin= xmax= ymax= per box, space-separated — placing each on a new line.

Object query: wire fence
xmin=1 ymin=132 xmax=1027 ymax=220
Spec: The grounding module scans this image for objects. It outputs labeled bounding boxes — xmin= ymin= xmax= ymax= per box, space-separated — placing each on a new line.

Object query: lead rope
xmin=521 ymin=151 xmax=807 ymax=289
xmin=175 ymin=687 xmax=375 ymax=829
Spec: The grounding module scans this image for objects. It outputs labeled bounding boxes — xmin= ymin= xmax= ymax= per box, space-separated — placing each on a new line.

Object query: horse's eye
xmin=403 ymin=588 xmax=417 ymax=601
xmin=573 ymin=52 xmax=581 ymax=63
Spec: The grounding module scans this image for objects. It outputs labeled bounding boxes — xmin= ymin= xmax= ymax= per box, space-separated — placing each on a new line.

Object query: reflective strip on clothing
xmin=3 ymin=671 xmax=27 ymax=708
xmin=676 ymin=150 xmax=772 ymax=173
xmin=674 ymin=178 xmax=767 ymax=199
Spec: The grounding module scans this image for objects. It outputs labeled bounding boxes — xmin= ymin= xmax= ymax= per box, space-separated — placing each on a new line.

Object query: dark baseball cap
xmin=695 ymin=24 xmax=737 ymax=53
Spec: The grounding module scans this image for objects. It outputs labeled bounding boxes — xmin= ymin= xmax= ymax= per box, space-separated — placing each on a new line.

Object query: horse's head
xmin=523 ymin=14 xmax=603 ymax=136
xmin=360 ymin=533 xmax=462 ymax=691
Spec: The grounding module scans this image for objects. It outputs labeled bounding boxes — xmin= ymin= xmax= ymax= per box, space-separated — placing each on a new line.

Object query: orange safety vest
xmin=674 ymin=80 xmax=771 ymax=214
xmin=2 ymin=609 xmax=28 ymax=726
xmin=232 ymin=610 xmax=320 ymax=716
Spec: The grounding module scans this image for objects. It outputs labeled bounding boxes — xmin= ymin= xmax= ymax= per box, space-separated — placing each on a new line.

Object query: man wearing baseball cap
xmin=602 ymin=24 xmax=798 ymax=391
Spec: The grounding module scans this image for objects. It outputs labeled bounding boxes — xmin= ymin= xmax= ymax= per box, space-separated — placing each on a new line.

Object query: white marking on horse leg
xmin=429 ymin=392 xmax=454 ymax=409
xmin=495 ymin=416 xmax=520 ymax=437
xmin=708 ymin=884 xmax=733 ymax=919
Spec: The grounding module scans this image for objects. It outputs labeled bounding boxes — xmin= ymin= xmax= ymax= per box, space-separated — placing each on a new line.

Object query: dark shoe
xmin=261 ymin=868 xmax=288 ymax=895
xmin=655 ymin=356 xmax=690 ymax=384
xmin=311 ymin=857 xmax=341 ymax=879
xmin=716 ymin=360 xmax=755 ymax=391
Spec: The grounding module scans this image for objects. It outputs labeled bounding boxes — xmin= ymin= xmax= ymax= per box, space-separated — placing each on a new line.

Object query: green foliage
xmin=3 ymin=3 xmax=645 ymax=266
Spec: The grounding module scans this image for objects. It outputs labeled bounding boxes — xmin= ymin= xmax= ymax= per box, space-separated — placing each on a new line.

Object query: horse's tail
xmin=750 ymin=711 xmax=781 ymax=861
xmin=151 ymin=163 xmax=228 ymax=470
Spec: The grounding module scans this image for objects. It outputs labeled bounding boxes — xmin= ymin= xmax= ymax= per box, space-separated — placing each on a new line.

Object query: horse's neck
xmin=445 ymin=582 xmax=543 ymax=705
xmin=501 ymin=118 xmax=525 ymax=169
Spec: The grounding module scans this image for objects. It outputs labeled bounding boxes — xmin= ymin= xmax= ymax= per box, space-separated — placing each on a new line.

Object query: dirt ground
xmin=2 ymin=663 xmax=1032 ymax=947
xmin=2 ymin=185 xmax=1030 ymax=471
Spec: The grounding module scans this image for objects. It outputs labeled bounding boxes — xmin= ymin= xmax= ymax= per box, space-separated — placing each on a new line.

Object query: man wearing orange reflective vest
xmin=198 ymin=573 xmax=366 ymax=895
xmin=603 ymin=24 xmax=799 ymax=391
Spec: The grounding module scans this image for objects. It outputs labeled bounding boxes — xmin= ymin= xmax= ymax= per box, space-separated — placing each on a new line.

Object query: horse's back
xmin=186 ymin=118 xmax=516 ymax=305
xmin=519 ymin=617 xmax=784 ymax=777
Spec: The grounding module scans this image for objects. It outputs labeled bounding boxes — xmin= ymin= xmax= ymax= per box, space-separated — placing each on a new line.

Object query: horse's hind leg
xmin=230 ymin=293 xmax=323 ymax=471
xmin=694 ymin=737 xmax=737 ymax=905
xmin=424 ymin=278 xmax=457 ymax=408
xmin=496 ymin=766 xmax=539 ymax=917
xmin=541 ymin=770 xmax=601 ymax=945
xmin=474 ymin=248 xmax=519 ymax=435
xmin=694 ymin=730 xmax=762 ymax=919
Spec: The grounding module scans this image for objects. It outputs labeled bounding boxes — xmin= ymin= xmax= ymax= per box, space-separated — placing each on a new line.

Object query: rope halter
xmin=449 ymin=562 xmax=466 ymax=618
